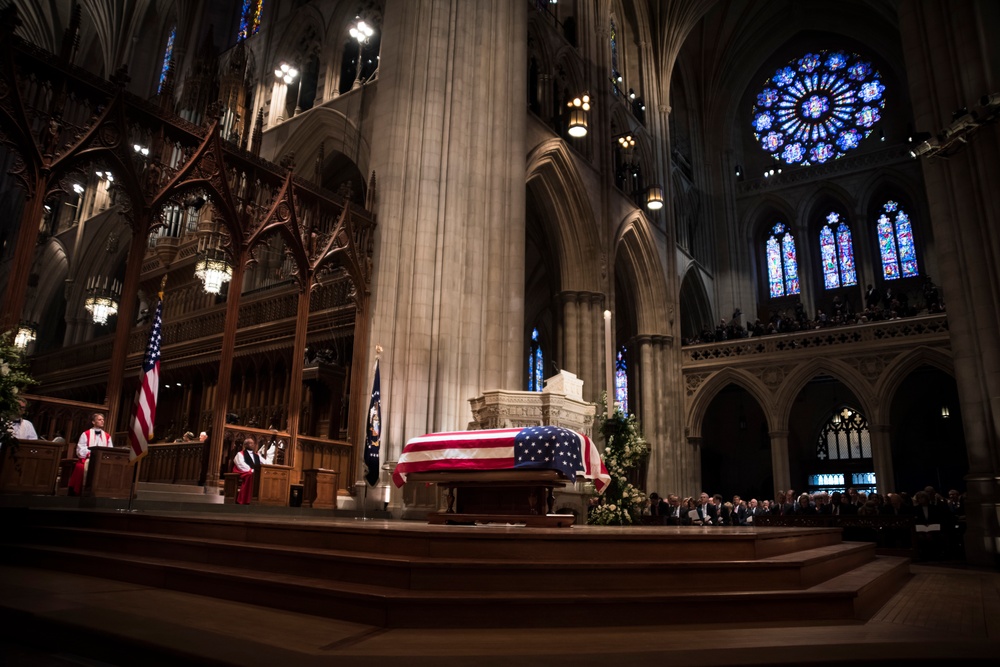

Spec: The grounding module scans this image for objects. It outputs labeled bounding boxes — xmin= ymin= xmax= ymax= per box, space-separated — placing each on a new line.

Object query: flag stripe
xmin=392 ymin=426 xmax=610 ymax=492
xmin=128 ymin=299 xmax=162 ymax=462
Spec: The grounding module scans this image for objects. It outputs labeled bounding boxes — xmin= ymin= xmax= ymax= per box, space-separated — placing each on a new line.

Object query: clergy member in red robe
xmin=233 ymin=437 xmax=260 ymax=505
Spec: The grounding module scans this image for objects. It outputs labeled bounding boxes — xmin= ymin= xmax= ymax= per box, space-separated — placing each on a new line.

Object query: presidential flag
xmin=392 ymin=426 xmax=610 ymax=492
xmin=363 ymin=359 xmax=381 ymax=486
xmin=128 ymin=298 xmax=162 ymax=462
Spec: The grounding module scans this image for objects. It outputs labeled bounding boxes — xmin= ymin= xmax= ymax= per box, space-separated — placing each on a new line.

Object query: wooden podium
xmin=258 ymin=464 xmax=291 ymax=506
xmin=84 ymin=447 xmax=132 ymax=499
xmin=0 ymin=439 xmax=62 ymax=495
xmin=302 ymin=468 xmax=339 ymax=509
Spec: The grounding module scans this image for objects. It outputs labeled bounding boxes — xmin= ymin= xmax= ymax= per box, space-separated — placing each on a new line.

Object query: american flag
xmin=392 ymin=426 xmax=609 ymax=492
xmin=128 ymin=298 xmax=162 ymax=462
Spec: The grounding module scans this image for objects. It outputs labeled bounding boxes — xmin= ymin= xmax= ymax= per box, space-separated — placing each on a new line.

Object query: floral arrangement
xmin=588 ymin=396 xmax=649 ymax=526
xmin=0 ymin=331 xmax=37 ymax=452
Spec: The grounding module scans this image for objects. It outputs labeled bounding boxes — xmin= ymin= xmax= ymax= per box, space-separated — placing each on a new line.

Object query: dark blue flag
xmin=363 ymin=359 xmax=381 ymax=486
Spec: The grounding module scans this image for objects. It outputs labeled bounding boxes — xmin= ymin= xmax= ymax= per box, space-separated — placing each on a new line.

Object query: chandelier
xmin=13 ymin=322 xmax=37 ymax=349
xmin=195 ymin=226 xmax=233 ymax=295
xmin=85 ymin=276 xmax=121 ymax=325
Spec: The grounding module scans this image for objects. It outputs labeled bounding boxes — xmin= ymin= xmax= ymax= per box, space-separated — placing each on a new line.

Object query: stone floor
xmin=0 ymin=560 xmax=997 ymax=666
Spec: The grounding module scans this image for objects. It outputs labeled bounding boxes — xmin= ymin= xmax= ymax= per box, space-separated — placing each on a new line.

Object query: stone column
xmin=768 ymin=430 xmax=792 ymax=500
xmin=560 ymin=292 xmax=580 ymax=380
xmin=868 ymin=423 xmax=895 ymax=496
xmin=368 ymin=0 xmax=527 ymax=458
xmin=898 ymin=0 xmax=1000 ymax=566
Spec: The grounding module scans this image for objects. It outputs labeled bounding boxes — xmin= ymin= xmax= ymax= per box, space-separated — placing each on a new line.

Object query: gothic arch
xmin=799 ymin=183 xmax=856 ymax=226
xmin=687 ymin=368 xmax=775 ymax=439
xmin=875 ymin=346 xmax=954 ymax=423
xmin=774 ymin=358 xmax=877 ymax=429
xmin=614 ymin=213 xmax=669 ymax=333
xmin=25 ymin=238 xmax=69 ymax=325
xmin=525 ymin=139 xmax=602 ymax=292
xmin=679 ymin=263 xmax=712 ymax=340
xmin=857 ymin=169 xmax=927 ymax=221
xmin=740 ymin=194 xmax=797 ymax=241
xmin=272 ymin=107 xmax=369 ymax=185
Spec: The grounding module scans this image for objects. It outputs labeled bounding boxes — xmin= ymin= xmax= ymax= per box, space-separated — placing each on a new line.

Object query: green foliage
xmin=587 ymin=394 xmax=649 ymax=526
xmin=0 ymin=332 xmax=38 ymax=451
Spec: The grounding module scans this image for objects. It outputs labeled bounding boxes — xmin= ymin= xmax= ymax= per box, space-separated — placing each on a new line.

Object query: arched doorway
xmin=890 ymin=366 xmax=967 ymax=494
xmin=700 ymin=384 xmax=771 ymax=501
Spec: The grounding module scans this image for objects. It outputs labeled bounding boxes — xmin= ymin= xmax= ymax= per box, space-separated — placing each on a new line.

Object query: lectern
xmin=84 ymin=447 xmax=132 ymax=499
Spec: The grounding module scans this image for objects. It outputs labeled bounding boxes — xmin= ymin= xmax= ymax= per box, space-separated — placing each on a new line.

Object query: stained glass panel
xmin=767 ymin=236 xmax=784 ymax=297
xmin=238 ymin=0 xmax=263 ymax=41
xmin=782 ymin=232 xmax=800 ymax=295
xmin=820 ymin=225 xmax=839 ymax=289
xmin=877 ymin=212 xmax=900 ymax=280
xmin=157 ymin=26 xmax=176 ymax=95
xmin=752 ymin=50 xmax=885 ymax=166
xmin=836 ymin=223 xmax=857 ymax=286
xmin=895 ymin=210 xmax=919 ymax=277
xmin=615 ymin=348 xmax=628 ymax=415
xmin=528 ymin=328 xmax=543 ymax=392
xmin=610 ymin=19 xmax=619 ymax=91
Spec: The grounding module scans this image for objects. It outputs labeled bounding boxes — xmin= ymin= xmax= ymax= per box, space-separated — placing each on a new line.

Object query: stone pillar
xmin=898 ymin=0 xmax=1000 ymax=566
xmin=561 ymin=292 xmax=580 ymax=380
xmin=686 ymin=435 xmax=703 ymax=495
xmin=868 ymin=423 xmax=895 ymax=496
xmin=768 ymin=430 xmax=792 ymax=499
xmin=368 ymin=0 xmax=527 ymax=458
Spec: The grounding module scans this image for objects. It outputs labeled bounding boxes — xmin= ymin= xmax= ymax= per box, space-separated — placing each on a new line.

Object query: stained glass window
xmin=816 ymin=407 xmax=871 ymax=461
xmin=157 ymin=26 xmax=176 ymax=95
xmin=238 ymin=0 xmax=264 ymax=42
xmin=752 ymin=50 xmax=885 ymax=166
xmin=610 ymin=19 xmax=620 ymax=92
xmin=877 ymin=200 xmax=919 ymax=280
xmin=614 ymin=347 xmax=628 ymax=415
xmin=528 ymin=328 xmax=544 ymax=392
xmin=766 ymin=222 xmax=800 ymax=298
xmin=819 ymin=212 xmax=857 ymax=289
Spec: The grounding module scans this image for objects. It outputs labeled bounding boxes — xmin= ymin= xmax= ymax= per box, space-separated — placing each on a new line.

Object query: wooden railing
xmin=297 ymin=435 xmax=353 ymax=481
xmin=19 ymin=394 xmax=107 ymax=447
xmin=138 ymin=441 xmax=209 ymax=486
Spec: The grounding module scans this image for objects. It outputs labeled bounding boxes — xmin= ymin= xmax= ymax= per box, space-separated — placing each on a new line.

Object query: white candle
xmin=604 ymin=309 xmax=613 ymax=418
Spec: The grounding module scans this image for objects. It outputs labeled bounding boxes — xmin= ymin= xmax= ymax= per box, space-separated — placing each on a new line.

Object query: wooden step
xmin=22 ymin=524 xmax=877 ymax=592
xmin=0 ymin=542 xmax=908 ymax=628
xmin=9 ymin=508 xmax=845 ymax=561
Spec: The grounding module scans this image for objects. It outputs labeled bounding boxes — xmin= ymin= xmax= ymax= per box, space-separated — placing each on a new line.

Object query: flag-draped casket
xmin=392 ymin=426 xmax=609 ymax=492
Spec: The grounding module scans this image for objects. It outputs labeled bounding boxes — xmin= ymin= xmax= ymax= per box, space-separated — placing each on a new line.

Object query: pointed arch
xmin=525 ymin=139 xmax=601 ymax=291
xmin=876 ymin=346 xmax=954 ymax=423
xmin=272 ymin=108 xmax=369 ymax=189
xmin=679 ymin=263 xmax=713 ymax=341
xmin=614 ymin=212 xmax=669 ymax=333
xmin=687 ymin=368 xmax=775 ymax=439
xmin=774 ymin=358 xmax=877 ymax=429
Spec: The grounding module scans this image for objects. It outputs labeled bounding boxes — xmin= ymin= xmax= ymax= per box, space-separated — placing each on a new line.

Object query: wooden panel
xmin=85 ymin=448 xmax=132 ymax=499
xmin=258 ymin=465 xmax=290 ymax=506
xmin=0 ymin=439 xmax=62 ymax=494
xmin=302 ymin=468 xmax=339 ymax=509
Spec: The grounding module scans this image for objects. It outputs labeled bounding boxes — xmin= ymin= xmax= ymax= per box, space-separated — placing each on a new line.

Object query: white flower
xmin=11 ymin=386 xmax=17 ymax=395
xmin=0 ymin=363 xmax=8 ymax=376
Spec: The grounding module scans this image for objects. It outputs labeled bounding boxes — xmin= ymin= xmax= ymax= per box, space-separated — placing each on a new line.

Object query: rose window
xmin=752 ymin=51 xmax=885 ymax=166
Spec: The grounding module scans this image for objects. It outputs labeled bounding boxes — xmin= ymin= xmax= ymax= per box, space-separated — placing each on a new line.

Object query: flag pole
xmin=122 ymin=275 xmax=166 ymax=514
xmin=358 ymin=343 xmax=382 ymax=521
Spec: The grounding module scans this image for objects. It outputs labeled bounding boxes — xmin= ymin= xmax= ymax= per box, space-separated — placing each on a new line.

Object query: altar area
xmin=394 ymin=371 xmax=602 ymax=521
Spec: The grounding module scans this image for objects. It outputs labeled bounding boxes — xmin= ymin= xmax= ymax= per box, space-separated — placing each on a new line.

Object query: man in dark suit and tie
xmin=695 ymin=492 xmax=718 ymax=526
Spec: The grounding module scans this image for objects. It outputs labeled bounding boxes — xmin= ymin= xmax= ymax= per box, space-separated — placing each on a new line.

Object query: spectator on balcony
xmin=68 ymin=412 xmax=112 ymax=496
xmin=865 ymin=284 xmax=881 ymax=309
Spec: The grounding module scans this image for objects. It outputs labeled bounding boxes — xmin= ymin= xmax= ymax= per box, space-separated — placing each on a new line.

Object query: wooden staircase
xmin=0 ymin=508 xmax=910 ymax=628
